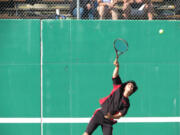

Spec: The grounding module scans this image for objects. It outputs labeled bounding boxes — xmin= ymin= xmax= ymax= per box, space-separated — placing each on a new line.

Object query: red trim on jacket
xmin=99 ymin=84 xmax=121 ymax=105
xmin=90 ymin=108 xmax=101 ymax=121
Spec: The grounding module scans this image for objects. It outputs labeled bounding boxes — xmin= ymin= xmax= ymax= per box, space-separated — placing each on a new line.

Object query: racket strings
xmin=114 ymin=39 xmax=128 ymax=55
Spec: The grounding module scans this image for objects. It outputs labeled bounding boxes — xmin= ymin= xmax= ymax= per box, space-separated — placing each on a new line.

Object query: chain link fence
xmin=0 ymin=0 xmax=180 ymax=20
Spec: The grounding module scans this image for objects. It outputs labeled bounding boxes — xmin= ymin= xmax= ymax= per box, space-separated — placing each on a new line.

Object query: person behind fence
xmin=69 ymin=0 xmax=98 ymax=19
xmin=85 ymin=0 xmax=98 ymax=19
xmin=97 ymin=0 xmax=119 ymax=20
xmin=69 ymin=0 xmax=88 ymax=19
xmin=175 ymin=0 xmax=180 ymax=15
xmin=122 ymin=0 xmax=153 ymax=20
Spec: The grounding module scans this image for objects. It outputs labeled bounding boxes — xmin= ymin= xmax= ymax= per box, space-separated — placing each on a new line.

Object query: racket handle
xmin=116 ymin=54 xmax=119 ymax=60
xmin=115 ymin=50 xmax=119 ymax=59
xmin=113 ymin=58 xmax=119 ymax=67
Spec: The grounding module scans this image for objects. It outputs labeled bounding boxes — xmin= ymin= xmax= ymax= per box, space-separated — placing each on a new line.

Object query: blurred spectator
xmin=175 ymin=0 xmax=180 ymax=15
xmin=48 ymin=9 xmax=66 ymax=19
xmin=70 ymin=0 xmax=87 ymax=18
xmin=97 ymin=0 xmax=119 ymax=20
xmin=122 ymin=0 xmax=154 ymax=20
xmin=85 ymin=0 xmax=98 ymax=19
xmin=55 ymin=9 xmax=66 ymax=19
xmin=70 ymin=0 xmax=97 ymax=19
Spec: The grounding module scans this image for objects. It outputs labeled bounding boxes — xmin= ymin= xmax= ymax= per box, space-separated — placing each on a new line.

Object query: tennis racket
xmin=113 ymin=38 xmax=128 ymax=58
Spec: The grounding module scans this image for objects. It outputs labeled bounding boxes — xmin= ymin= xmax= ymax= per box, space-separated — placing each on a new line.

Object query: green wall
xmin=0 ymin=20 xmax=41 ymax=135
xmin=0 ymin=19 xmax=180 ymax=135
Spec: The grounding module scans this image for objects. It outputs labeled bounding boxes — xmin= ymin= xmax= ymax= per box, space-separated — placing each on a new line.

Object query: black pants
xmin=85 ymin=109 xmax=116 ymax=135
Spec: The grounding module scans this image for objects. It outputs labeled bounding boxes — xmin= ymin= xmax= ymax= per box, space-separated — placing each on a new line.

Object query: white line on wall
xmin=0 ymin=117 xmax=180 ymax=123
xmin=40 ymin=20 xmax=43 ymax=135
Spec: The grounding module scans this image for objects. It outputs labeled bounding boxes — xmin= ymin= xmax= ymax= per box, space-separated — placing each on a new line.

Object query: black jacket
xmin=99 ymin=76 xmax=130 ymax=116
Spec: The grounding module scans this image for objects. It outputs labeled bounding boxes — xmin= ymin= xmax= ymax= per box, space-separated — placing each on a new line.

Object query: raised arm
xmin=112 ymin=58 xmax=119 ymax=78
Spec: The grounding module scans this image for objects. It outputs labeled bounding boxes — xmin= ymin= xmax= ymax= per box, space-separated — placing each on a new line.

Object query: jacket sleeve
xmin=112 ymin=75 xmax=122 ymax=86
xmin=119 ymin=104 xmax=130 ymax=116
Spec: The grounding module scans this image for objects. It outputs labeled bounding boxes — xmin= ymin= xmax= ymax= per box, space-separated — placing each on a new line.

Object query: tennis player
xmin=83 ymin=58 xmax=138 ymax=135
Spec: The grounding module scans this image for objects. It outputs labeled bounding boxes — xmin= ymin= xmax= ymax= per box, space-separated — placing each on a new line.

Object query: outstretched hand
xmin=113 ymin=58 xmax=119 ymax=67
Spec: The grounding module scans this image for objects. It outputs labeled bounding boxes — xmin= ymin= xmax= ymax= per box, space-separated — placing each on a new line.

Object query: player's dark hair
xmin=122 ymin=80 xmax=138 ymax=96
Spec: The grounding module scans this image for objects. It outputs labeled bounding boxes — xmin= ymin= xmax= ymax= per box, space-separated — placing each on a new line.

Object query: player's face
xmin=124 ymin=83 xmax=134 ymax=94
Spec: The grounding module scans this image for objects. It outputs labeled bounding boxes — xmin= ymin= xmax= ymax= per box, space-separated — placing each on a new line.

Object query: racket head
xmin=113 ymin=38 xmax=128 ymax=57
